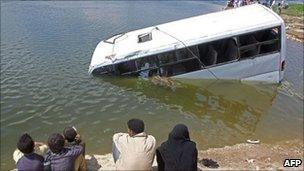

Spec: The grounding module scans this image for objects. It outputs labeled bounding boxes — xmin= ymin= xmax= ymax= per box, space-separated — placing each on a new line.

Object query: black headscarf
xmin=156 ymin=124 xmax=197 ymax=171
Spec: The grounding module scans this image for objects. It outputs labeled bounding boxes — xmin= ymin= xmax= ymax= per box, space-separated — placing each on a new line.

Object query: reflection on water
xmin=102 ymin=77 xmax=278 ymax=142
xmin=1 ymin=1 xmax=303 ymax=170
xmin=106 ymin=78 xmax=277 ymax=116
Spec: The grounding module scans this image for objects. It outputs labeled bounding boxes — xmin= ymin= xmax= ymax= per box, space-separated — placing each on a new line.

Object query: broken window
xmin=158 ymin=47 xmax=201 ymax=76
xmin=136 ymin=55 xmax=159 ymax=78
xmin=197 ymin=27 xmax=280 ymax=68
xmin=239 ymin=27 xmax=280 ymax=59
xmin=158 ymin=51 xmax=176 ymax=65
xmin=198 ymin=38 xmax=238 ymax=67
xmin=92 ymin=65 xmax=115 ymax=75
xmin=116 ymin=60 xmax=137 ymax=75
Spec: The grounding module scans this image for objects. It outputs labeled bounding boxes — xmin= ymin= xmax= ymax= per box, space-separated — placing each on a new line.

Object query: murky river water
xmin=1 ymin=1 xmax=303 ymax=170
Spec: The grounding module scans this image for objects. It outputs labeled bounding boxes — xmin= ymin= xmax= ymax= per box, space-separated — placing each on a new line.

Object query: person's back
xmin=112 ymin=119 xmax=156 ymax=170
xmin=45 ymin=133 xmax=84 ymax=171
xmin=16 ymin=133 xmax=44 ymax=171
xmin=17 ymin=153 xmax=44 ymax=171
xmin=45 ymin=146 xmax=83 ymax=171
xmin=63 ymin=126 xmax=87 ymax=171
xmin=156 ymin=124 xmax=197 ymax=171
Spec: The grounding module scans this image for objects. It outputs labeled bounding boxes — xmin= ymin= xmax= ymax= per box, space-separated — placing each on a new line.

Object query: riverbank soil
xmin=280 ymin=4 xmax=304 ymax=43
xmin=282 ymin=14 xmax=304 ymax=42
xmin=85 ymin=140 xmax=303 ymax=170
xmin=197 ymin=140 xmax=303 ymax=170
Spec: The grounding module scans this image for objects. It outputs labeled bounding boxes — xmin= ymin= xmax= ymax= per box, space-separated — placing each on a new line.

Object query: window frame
xmin=199 ymin=26 xmax=281 ymax=69
xmin=119 ymin=47 xmax=202 ymax=76
xmin=237 ymin=26 xmax=281 ymax=60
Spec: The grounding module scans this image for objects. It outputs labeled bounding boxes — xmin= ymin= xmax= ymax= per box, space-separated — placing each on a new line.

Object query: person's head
xmin=127 ymin=119 xmax=145 ymax=136
xmin=17 ymin=133 xmax=35 ymax=154
xmin=48 ymin=133 xmax=65 ymax=154
xmin=169 ymin=124 xmax=190 ymax=141
xmin=63 ymin=126 xmax=77 ymax=142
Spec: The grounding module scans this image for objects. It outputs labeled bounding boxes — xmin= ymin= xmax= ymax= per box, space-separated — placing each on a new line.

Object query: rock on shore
xmin=86 ymin=140 xmax=303 ymax=170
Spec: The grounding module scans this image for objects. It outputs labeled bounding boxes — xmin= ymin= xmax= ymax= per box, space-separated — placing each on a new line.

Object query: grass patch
xmin=281 ymin=3 xmax=304 ymax=17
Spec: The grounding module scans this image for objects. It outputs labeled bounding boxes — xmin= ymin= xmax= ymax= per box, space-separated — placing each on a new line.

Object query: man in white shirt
xmin=112 ymin=119 xmax=156 ymax=170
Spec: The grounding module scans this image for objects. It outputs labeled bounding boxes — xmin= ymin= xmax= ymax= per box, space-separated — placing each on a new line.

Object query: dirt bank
xmin=281 ymin=14 xmax=304 ymax=43
xmin=85 ymin=140 xmax=303 ymax=170
xmin=197 ymin=140 xmax=303 ymax=170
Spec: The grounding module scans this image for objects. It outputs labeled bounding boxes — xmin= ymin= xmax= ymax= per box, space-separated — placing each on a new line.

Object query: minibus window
xmin=159 ymin=58 xmax=200 ymax=77
xmin=198 ymin=38 xmax=238 ymax=67
xmin=136 ymin=55 xmax=158 ymax=69
xmin=239 ymin=27 xmax=280 ymax=59
xmin=136 ymin=55 xmax=159 ymax=77
xmin=239 ymin=35 xmax=260 ymax=58
xmin=158 ymin=51 xmax=176 ymax=65
xmin=116 ymin=60 xmax=137 ymax=75
xmin=259 ymin=28 xmax=279 ymax=53
xmin=92 ymin=65 xmax=116 ymax=75
xmin=157 ymin=47 xmax=201 ymax=76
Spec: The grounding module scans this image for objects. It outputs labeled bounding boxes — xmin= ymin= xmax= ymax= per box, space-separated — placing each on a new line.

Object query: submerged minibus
xmin=89 ymin=4 xmax=286 ymax=83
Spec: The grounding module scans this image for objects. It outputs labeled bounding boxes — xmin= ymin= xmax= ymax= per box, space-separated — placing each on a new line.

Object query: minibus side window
xmin=116 ymin=55 xmax=159 ymax=77
xmin=198 ymin=38 xmax=238 ymax=67
xmin=158 ymin=47 xmax=201 ymax=77
xmin=136 ymin=55 xmax=159 ymax=77
xmin=92 ymin=65 xmax=115 ymax=75
xmin=158 ymin=51 xmax=176 ymax=65
xmin=238 ymin=27 xmax=280 ymax=59
xmin=116 ymin=60 xmax=137 ymax=75
xmin=259 ymin=28 xmax=279 ymax=53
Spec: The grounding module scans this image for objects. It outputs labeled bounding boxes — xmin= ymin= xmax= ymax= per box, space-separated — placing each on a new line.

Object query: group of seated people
xmin=14 ymin=119 xmax=198 ymax=171
xmin=14 ymin=127 xmax=86 ymax=171
xmin=225 ymin=0 xmax=261 ymax=9
xmin=226 ymin=0 xmax=285 ymax=9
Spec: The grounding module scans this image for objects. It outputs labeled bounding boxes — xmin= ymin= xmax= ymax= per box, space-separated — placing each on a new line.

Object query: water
xmin=1 ymin=1 xmax=303 ymax=170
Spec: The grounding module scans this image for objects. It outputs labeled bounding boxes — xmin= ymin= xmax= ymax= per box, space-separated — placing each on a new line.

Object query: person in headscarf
xmin=156 ymin=124 xmax=198 ymax=171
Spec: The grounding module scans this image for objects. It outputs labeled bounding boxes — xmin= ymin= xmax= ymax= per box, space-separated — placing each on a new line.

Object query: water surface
xmin=1 ymin=1 xmax=303 ymax=170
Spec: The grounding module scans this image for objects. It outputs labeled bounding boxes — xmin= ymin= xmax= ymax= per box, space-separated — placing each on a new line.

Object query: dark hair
xmin=17 ymin=133 xmax=35 ymax=154
xmin=63 ymin=127 xmax=77 ymax=142
xmin=127 ymin=119 xmax=145 ymax=134
xmin=48 ymin=133 xmax=65 ymax=154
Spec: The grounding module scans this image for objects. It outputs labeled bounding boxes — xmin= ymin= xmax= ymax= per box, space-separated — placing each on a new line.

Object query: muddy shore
xmin=281 ymin=14 xmax=304 ymax=43
xmin=85 ymin=139 xmax=303 ymax=170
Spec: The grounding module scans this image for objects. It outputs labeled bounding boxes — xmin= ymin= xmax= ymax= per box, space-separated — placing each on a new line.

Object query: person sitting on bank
xmin=63 ymin=126 xmax=87 ymax=171
xmin=14 ymin=133 xmax=45 ymax=171
xmin=156 ymin=124 xmax=198 ymax=171
xmin=44 ymin=133 xmax=85 ymax=171
xmin=63 ymin=126 xmax=86 ymax=154
xmin=112 ymin=119 xmax=156 ymax=170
